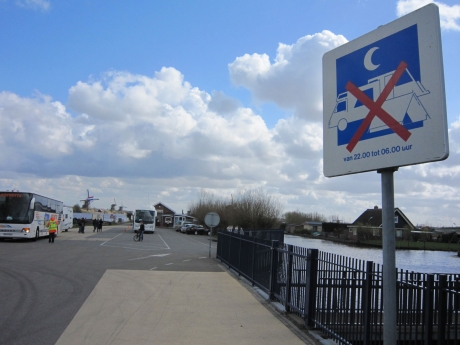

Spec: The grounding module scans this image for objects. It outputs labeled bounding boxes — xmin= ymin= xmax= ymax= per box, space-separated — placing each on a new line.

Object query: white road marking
xmin=157 ymin=233 xmax=171 ymax=249
xmin=129 ymin=253 xmax=171 ymax=261
xmin=100 ymin=233 xmax=123 ymax=246
xmin=184 ymin=235 xmax=215 ymax=248
xmin=99 ymin=231 xmax=170 ymax=251
xmin=100 ymin=244 xmax=160 ymax=251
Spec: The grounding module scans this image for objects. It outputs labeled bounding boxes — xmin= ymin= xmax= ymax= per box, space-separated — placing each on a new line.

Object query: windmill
xmin=118 ymin=201 xmax=127 ymax=212
xmin=110 ymin=198 xmax=117 ymax=211
xmin=81 ymin=190 xmax=99 ymax=210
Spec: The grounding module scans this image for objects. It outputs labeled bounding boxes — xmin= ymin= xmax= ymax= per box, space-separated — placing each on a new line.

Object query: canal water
xmin=284 ymin=235 xmax=459 ymax=275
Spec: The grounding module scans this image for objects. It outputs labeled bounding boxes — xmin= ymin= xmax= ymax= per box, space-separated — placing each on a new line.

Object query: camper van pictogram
xmin=328 ymin=65 xmax=430 ymax=146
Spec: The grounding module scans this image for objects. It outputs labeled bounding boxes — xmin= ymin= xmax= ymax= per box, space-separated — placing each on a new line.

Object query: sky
xmin=0 ymin=0 xmax=459 ymax=227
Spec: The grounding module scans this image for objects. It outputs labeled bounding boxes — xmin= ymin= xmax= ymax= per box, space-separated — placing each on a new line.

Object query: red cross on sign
xmin=345 ymin=61 xmax=412 ymax=153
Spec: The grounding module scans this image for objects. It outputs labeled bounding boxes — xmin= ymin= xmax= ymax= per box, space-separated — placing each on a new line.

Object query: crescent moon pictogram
xmin=364 ymin=47 xmax=380 ymax=71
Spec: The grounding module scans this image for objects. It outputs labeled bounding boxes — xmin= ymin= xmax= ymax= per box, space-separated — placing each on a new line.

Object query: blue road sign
xmin=323 ymin=4 xmax=448 ymax=177
xmin=329 ymin=24 xmax=431 ymax=149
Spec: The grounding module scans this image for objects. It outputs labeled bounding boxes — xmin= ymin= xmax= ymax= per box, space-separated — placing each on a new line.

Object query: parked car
xmin=188 ymin=224 xmax=207 ymax=235
xmin=180 ymin=223 xmax=194 ymax=233
xmin=176 ymin=221 xmax=192 ymax=232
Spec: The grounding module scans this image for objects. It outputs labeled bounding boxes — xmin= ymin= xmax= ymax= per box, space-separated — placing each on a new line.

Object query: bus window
xmin=0 ymin=192 xmax=33 ymax=224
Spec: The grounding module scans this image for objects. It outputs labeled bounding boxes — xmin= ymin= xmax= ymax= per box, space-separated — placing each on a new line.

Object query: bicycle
xmin=133 ymin=231 xmax=144 ymax=242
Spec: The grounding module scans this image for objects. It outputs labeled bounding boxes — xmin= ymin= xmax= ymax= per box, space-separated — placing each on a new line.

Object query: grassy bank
xmin=362 ymin=239 xmax=459 ymax=252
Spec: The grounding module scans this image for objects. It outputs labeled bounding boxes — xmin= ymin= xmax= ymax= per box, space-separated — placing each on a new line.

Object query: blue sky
xmin=1 ymin=0 xmax=459 ymax=226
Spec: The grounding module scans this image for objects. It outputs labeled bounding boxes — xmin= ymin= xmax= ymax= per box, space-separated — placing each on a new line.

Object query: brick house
xmin=153 ymin=202 xmax=195 ymax=228
xmin=348 ymin=206 xmax=415 ymax=240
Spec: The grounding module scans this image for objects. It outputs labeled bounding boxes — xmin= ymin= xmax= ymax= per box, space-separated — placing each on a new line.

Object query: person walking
xmin=139 ymin=221 xmax=145 ymax=241
xmin=81 ymin=218 xmax=85 ymax=233
xmin=47 ymin=216 xmax=58 ymax=243
xmin=97 ymin=219 xmax=103 ymax=232
xmin=93 ymin=219 xmax=97 ymax=232
xmin=78 ymin=218 xmax=82 ymax=233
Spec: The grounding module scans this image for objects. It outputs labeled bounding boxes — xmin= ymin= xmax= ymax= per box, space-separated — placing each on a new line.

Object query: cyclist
xmin=139 ymin=220 xmax=145 ymax=241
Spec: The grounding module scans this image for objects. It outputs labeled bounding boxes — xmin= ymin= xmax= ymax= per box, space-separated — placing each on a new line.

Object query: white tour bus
xmin=0 ymin=191 xmax=64 ymax=240
xmin=132 ymin=206 xmax=156 ymax=234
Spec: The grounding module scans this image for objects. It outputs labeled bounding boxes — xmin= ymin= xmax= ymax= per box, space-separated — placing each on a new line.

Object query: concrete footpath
xmin=55 ymin=269 xmax=327 ymax=345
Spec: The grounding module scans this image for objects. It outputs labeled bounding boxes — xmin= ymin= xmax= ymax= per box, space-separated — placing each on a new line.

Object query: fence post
xmin=216 ymin=230 xmax=221 ymax=260
xmin=304 ymin=248 xmax=318 ymax=328
xmin=227 ymin=231 xmax=232 ymax=268
xmin=285 ymin=245 xmax=293 ymax=313
xmin=251 ymin=237 xmax=256 ymax=286
xmin=423 ymin=274 xmax=434 ymax=345
xmin=438 ymin=275 xmax=447 ymax=345
xmin=237 ymin=232 xmax=242 ymax=276
xmin=269 ymin=240 xmax=279 ymax=301
xmin=362 ymin=261 xmax=373 ymax=345
xmin=221 ymin=231 xmax=226 ymax=265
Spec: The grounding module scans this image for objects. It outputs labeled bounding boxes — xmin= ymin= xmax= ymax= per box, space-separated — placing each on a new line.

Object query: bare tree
xmin=231 ymin=188 xmax=283 ymax=230
xmin=188 ymin=188 xmax=283 ymax=230
xmin=188 ymin=191 xmax=231 ymax=230
xmin=73 ymin=204 xmax=82 ymax=213
xmin=328 ymin=214 xmax=342 ymax=223
xmin=283 ymin=210 xmax=327 ymax=224
xmin=284 ymin=210 xmax=308 ymax=224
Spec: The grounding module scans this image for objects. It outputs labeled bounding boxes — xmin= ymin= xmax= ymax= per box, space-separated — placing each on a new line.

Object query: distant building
xmin=73 ymin=212 xmax=128 ymax=223
xmin=434 ymin=226 xmax=460 ymax=234
xmin=294 ymin=221 xmax=323 ymax=233
xmin=348 ymin=206 xmax=415 ymax=240
xmin=153 ymin=202 xmax=195 ymax=228
xmin=322 ymin=222 xmax=350 ymax=233
xmin=285 ymin=221 xmax=350 ymax=235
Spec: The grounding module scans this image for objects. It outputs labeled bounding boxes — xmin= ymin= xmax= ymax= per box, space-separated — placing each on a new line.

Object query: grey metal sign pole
xmin=204 ymin=212 xmax=220 ymax=258
xmin=379 ymin=168 xmax=397 ymax=344
xmin=208 ymin=226 xmax=213 ymax=258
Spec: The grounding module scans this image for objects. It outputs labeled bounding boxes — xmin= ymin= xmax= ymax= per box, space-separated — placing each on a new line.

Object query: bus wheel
xmin=33 ymin=228 xmax=39 ymax=242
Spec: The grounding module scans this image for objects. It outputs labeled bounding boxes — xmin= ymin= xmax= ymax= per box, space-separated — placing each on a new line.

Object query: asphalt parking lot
xmin=0 ymin=225 xmax=324 ymax=345
xmin=0 ymin=225 xmax=221 ymax=345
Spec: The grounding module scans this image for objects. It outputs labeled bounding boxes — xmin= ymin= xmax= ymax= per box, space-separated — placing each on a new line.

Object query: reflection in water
xmin=284 ymin=235 xmax=459 ymax=275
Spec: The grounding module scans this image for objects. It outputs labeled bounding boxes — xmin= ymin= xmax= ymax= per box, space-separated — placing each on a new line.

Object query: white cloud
xmin=0 ymin=91 xmax=74 ymax=160
xmin=207 ymin=91 xmax=241 ymax=115
xmin=1 ymin=67 xmax=286 ymax=181
xmin=1 ymin=28 xmax=460 ymax=226
xmin=397 ymin=0 xmax=460 ymax=30
xmin=68 ymin=68 xmax=285 ymax=168
xmin=15 ymin=0 xmax=50 ymax=11
xmin=449 ymin=116 xmax=460 ymax=154
xmin=229 ymin=31 xmax=347 ymax=121
xmin=273 ymin=117 xmax=323 ymax=159
xmin=118 ymin=142 xmax=152 ymax=159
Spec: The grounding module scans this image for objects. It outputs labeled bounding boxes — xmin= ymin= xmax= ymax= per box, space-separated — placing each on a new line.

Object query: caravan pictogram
xmin=328 ymin=25 xmax=430 ymax=152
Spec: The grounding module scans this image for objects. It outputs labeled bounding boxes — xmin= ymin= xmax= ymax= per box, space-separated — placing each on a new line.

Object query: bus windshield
xmin=0 ymin=192 xmax=33 ymax=224
xmin=134 ymin=210 xmax=155 ymax=224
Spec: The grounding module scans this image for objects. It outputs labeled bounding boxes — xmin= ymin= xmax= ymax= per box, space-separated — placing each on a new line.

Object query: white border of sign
xmin=323 ymin=4 xmax=448 ymax=177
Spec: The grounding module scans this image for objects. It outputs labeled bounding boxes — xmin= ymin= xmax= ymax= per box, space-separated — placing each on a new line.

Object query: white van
xmin=60 ymin=206 xmax=73 ymax=232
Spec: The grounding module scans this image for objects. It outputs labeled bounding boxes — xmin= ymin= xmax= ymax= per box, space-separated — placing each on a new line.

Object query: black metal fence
xmin=225 ymin=228 xmax=285 ymax=244
xmin=216 ymin=230 xmax=460 ymax=345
